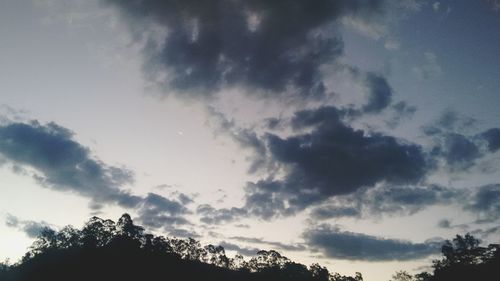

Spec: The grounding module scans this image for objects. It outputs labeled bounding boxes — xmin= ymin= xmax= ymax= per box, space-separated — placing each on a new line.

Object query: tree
xmin=433 ymin=234 xmax=485 ymax=271
xmin=230 ymin=254 xmax=248 ymax=271
xmin=56 ymin=226 xmax=82 ymax=249
xmin=116 ymin=214 xmax=143 ymax=240
xmin=247 ymin=250 xmax=290 ymax=272
xmin=399 ymin=233 xmax=500 ymax=281
xmin=0 ymin=259 xmax=10 ymax=277
xmin=309 ymin=263 xmax=330 ymax=281
xmin=81 ymin=217 xmax=116 ymax=248
xmin=390 ymin=270 xmax=413 ymax=281
xmin=5 ymin=214 xmax=367 ymax=281
xmin=151 ymin=236 xmax=173 ymax=254
xmin=28 ymin=227 xmax=57 ymax=256
xmin=204 ymin=244 xmax=230 ymax=268
xmin=331 ymin=272 xmax=363 ymax=281
xmin=413 ymin=272 xmax=432 ymax=281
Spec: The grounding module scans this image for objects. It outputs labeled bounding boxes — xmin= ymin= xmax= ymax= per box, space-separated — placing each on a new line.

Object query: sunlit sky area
xmin=1 ymin=1 xmax=499 ymax=280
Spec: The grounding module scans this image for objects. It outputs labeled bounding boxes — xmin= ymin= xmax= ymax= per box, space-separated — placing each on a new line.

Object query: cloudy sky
xmin=1 ymin=0 xmax=499 ymax=280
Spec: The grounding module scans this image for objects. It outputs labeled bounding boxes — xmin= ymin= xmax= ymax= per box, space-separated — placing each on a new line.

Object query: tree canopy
xmin=1 ymin=214 xmax=498 ymax=281
xmin=389 ymin=234 xmax=500 ymax=281
xmin=0 ymin=214 xmax=362 ymax=281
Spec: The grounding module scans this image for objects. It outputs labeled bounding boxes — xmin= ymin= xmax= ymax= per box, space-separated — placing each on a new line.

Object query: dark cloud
xmin=423 ymin=109 xmax=477 ymax=136
xmin=218 ymin=241 xmax=259 ymax=256
xmin=470 ymin=226 xmax=500 ymax=239
xmin=178 ymin=193 xmax=194 ymax=205
xmin=154 ymin=183 xmax=175 ymax=190
xmin=339 ymin=67 xmax=394 ymax=114
xmin=480 ymin=128 xmax=500 ymax=153
xmin=4 ymin=214 xmax=54 ymax=238
xmin=437 ymin=219 xmax=452 ymax=229
xmin=435 ymin=219 xmax=469 ymax=231
xmin=421 ymin=111 xmax=500 ymax=171
xmin=212 ymin=105 xmax=476 ymax=221
xmin=235 ymin=224 xmax=250 ymax=229
xmin=229 ymin=236 xmax=306 ymax=252
xmin=438 ymin=133 xmax=481 ymax=170
xmin=165 ymin=227 xmax=201 ymax=239
xmin=196 ymin=204 xmax=247 ymax=225
xmin=303 ymin=224 xmax=442 ymax=261
xmin=436 ymin=110 xmax=476 ymax=132
xmin=143 ymin=193 xmax=188 ymax=215
xmin=104 ymin=0 xmax=387 ymax=99
xmin=289 ymin=105 xmax=345 ymax=129
xmin=363 ymin=73 xmax=392 ymax=112
xmin=0 ymin=121 xmax=138 ymax=208
xmin=362 ymin=184 xmax=464 ymax=215
xmin=243 ymin=106 xmax=430 ymax=218
xmin=137 ymin=193 xmax=191 ymax=229
xmin=243 ymin=181 xmax=291 ymax=219
xmin=0 ymin=120 xmax=191 ymax=230
xmin=360 ymin=72 xmax=393 ymax=113
xmin=311 ymin=205 xmax=361 ymax=220
xmin=392 ymin=101 xmax=417 ymax=117
xmin=310 ymin=184 xmax=464 ymax=220
xmin=386 ymin=101 xmax=417 ymax=128
xmin=466 ymin=184 xmax=500 ymax=223
xmin=265 ymin=117 xmax=284 ymax=131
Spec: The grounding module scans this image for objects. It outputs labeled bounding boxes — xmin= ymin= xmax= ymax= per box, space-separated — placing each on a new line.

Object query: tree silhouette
xmin=1 ymin=214 xmax=364 ymax=281
xmin=11 ymin=215 xmax=499 ymax=281
xmin=389 ymin=270 xmax=413 ymax=281
xmin=391 ymin=233 xmax=500 ymax=281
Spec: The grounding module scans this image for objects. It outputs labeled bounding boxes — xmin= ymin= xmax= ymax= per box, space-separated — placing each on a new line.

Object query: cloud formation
xmin=103 ymin=0 xmax=390 ymax=99
xmin=423 ymin=110 xmax=500 ymax=171
xmin=218 ymin=241 xmax=260 ymax=256
xmin=437 ymin=133 xmax=481 ymax=170
xmin=311 ymin=184 xmax=464 ymax=220
xmin=229 ymin=236 xmax=306 ymax=252
xmin=4 ymin=213 xmax=54 ymax=238
xmin=0 ymin=120 xmax=191 ymax=230
xmin=466 ymin=184 xmax=500 ymax=223
xmin=359 ymin=71 xmax=393 ymax=114
xmin=137 ymin=192 xmax=191 ymax=229
xmin=243 ymin=106 xmax=430 ymax=218
xmin=197 ymin=204 xmax=247 ymax=225
xmin=480 ymin=128 xmax=500 ymax=153
xmin=386 ymin=101 xmax=417 ymax=128
xmin=0 ymin=121 xmax=139 ymax=208
xmin=304 ymin=224 xmax=442 ymax=261
xmin=362 ymin=184 xmax=463 ymax=215
xmin=311 ymin=205 xmax=361 ymax=220
xmin=423 ymin=109 xmax=477 ymax=136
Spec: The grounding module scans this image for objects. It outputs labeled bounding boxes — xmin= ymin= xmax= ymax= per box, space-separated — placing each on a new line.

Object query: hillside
xmin=0 ymin=214 xmax=498 ymax=281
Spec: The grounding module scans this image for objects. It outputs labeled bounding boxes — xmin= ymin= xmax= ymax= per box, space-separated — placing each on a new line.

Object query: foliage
xmin=5 ymin=215 xmax=499 ymax=281
xmin=390 ymin=234 xmax=500 ymax=281
xmin=1 ymin=214 xmax=361 ymax=281
xmin=390 ymin=270 xmax=413 ymax=281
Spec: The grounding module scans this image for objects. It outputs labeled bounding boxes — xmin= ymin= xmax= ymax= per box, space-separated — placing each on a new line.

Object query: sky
xmin=0 ymin=0 xmax=499 ymax=280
